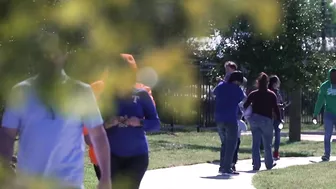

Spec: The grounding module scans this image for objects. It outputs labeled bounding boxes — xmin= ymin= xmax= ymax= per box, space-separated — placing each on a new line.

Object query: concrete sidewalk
xmin=241 ymin=131 xmax=335 ymax=142
xmin=140 ymin=156 xmax=336 ymax=189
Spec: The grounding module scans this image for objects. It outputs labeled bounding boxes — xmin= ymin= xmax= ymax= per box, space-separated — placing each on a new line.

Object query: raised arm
xmin=211 ymin=81 xmax=223 ymax=97
xmin=139 ymin=91 xmax=160 ymax=132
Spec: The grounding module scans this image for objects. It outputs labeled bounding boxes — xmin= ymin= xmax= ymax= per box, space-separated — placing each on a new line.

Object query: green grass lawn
xmin=252 ymin=161 xmax=336 ymax=189
xmin=84 ymin=130 xmax=332 ymax=188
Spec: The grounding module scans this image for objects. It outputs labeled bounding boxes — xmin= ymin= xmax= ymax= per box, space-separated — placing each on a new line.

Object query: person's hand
xmin=312 ymin=116 xmax=318 ymax=125
xmin=97 ymin=177 xmax=111 ymax=189
xmin=283 ymin=101 xmax=291 ymax=108
xmin=104 ymin=117 xmax=122 ymax=129
xmin=125 ymin=116 xmax=141 ymax=127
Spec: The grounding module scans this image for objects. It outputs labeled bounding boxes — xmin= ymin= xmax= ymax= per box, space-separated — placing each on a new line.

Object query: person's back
xmin=243 ymin=72 xmax=279 ymax=171
xmin=214 ymin=82 xmax=245 ymax=123
xmin=248 ymin=89 xmax=278 ymax=119
xmin=214 ymin=71 xmax=244 ymax=175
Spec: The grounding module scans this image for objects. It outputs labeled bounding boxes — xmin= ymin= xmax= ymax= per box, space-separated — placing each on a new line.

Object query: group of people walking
xmin=213 ymin=61 xmax=288 ymax=174
xmin=1 ymin=30 xmax=336 ymax=188
xmin=214 ymin=61 xmax=336 ymax=175
xmin=0 ymin=31 xmax=160 ymax=189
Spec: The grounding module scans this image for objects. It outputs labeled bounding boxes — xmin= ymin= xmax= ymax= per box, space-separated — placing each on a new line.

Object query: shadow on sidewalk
xmin=239 ymin=170 xmax=259 ymax=174
xmin=200 ymin=174 xmax=233 ymax=180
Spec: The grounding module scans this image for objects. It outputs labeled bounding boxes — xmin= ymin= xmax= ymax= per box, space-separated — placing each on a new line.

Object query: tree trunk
xmin=289 ymin=87 xmax=302 ymax=142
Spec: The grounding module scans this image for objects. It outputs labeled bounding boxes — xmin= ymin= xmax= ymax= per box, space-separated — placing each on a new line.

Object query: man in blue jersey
xmin=213 ymin=71 xmax=245 ymax=175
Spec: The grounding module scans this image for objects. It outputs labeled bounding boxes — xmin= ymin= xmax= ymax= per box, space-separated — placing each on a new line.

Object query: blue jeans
xmin=249 ymin=114 xmax=274 ymax=170
xmin=273 ymin=120 xmax=281 ymax=152
xmin=323 ymin=112 xmax=336 ymax=158
xmin=217 ymin=122 xmax=238 ymax=172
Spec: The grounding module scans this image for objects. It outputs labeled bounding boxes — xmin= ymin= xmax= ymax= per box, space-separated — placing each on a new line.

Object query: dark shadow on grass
xmin=151 ymin=140 xmax=313 ymax=159
xmin=150 ymin=140 xmax=221 ymax=151
xmin=147 ymin=126 xmax=217 ymax=135
xmin=200 ymin=174 xmax=232 ymax=180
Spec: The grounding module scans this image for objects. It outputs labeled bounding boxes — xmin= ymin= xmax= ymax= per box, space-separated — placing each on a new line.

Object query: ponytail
xmin=257 ymin=72 xmax=269 ymax=91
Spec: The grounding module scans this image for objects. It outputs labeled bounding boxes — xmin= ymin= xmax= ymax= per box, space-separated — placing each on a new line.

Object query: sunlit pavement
xmin=140 ymin=156 xmax=336 ymax=189
xmin=241 ymin=132 xmax=334 ymax=142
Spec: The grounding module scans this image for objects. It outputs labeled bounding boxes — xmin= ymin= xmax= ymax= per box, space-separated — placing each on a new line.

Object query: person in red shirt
xmin=243 ymin=72 xmax=280 ymax=171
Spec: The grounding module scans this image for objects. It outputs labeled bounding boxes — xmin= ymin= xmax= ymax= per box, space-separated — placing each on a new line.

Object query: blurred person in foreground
xmin=313 ymin=68 xmax=336 ymax=162
xmin=244 ymin=72 xmax=280 ymax=171
xmin=85 ymin=54 xmax=160 ymax=189
xmin=213 ymin=71 xmax=245 ymax=175
xmin=0 ymin=31 xmax=111 ymax=189
xmin=83 ymin=54 xmax=157 ymax=183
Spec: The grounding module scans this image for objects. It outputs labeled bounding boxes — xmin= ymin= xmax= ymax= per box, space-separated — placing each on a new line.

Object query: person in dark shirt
xmin=244 ymin=72 xmax=280 ymax=171
xmin=268 ymin=75 xmax=290 ymax=160
xmin=213 ymin=71 xmax=245 ymax=175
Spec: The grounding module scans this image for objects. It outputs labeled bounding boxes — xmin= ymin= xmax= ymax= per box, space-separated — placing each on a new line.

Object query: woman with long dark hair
xmin=244 ymin=72 xmax=280 ymax=171
xmin=268 ymin=75 xmax=289 ymax=160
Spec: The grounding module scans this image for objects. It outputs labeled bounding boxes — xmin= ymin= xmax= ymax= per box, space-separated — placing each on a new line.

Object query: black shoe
xmin=253 ymin=167 xmax=260 ymax=171
xmin=222 ymin=169 xmax=239 ymax=175
xmin=267 ymin=163 xmax=277 ymax=170
xmin=232 ymin=165 xmax=236 ymax=172
xmin=321 ymin=155 xmax=330 ymax=162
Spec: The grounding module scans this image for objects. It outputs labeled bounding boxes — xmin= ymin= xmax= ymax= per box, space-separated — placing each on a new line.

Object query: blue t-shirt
xmin=106 ymin=88 xmax=160 ymax=157
xmin=213 ymin=82 xmax=245 ymax=124
xmin=2 ymin=76 xmax=103 ymax=189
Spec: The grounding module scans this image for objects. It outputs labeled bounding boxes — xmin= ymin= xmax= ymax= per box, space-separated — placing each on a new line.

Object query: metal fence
xmin=156 ymin=71 xmax=322 ymax=128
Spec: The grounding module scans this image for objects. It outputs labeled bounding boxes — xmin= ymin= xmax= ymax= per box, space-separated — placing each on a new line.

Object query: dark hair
xmin=268 ymin=75 xmax=280 ymax=89
xmin=224 ymin=61 xmax=237 ymax=70
xmin=257 ymin=72 xmax=269 ymax=90
xmin=228 ymin=71 xmax=244 ymax=83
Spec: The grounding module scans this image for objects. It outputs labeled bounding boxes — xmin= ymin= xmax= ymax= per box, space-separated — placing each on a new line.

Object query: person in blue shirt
xmin=0 ymin=31 xmax=111 ymax=189
xmin=98 ymin=55 xmax=160 ymax=189
xmin=213 ymin=71 xmax=245 ymax=175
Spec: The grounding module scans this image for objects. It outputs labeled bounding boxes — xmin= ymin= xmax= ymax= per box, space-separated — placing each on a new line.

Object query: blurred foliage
xmin=326 ymin=0 xmax=336 ymax=26
xmin=0 ymin=0 xmax=281 ymax=188
xmin=204 ymin=0 xmax=336 ymax=92
xmin=0 ymin=0 xmax=281 ymax=122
